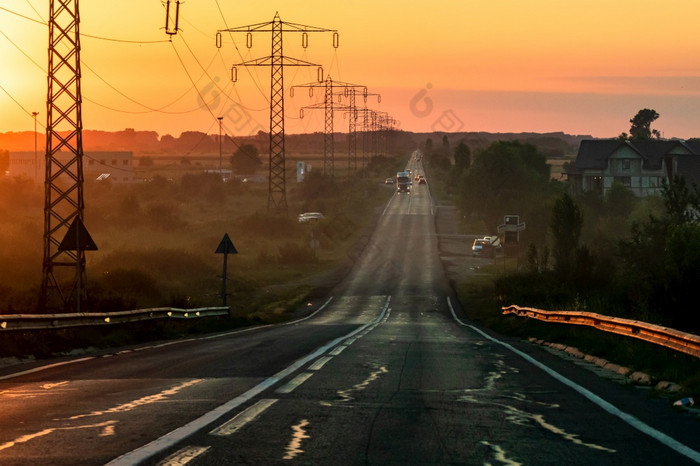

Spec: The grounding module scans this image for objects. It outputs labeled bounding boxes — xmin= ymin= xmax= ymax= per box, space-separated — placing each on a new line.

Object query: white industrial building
xmin=8 ymin=151 xmax=136 ymax=184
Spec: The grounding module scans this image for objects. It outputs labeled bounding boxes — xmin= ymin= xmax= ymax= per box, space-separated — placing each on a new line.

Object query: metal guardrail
xmin=0 ymin=307 xmax=230 ymax=331
xmin=502 ymin=305 xmax=700 ymax=359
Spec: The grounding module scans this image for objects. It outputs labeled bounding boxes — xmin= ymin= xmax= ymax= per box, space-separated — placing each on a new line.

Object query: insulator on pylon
xmin=165 ymin=0 xmax=180 ymax=36
xmin=378 ymin=95 xmax=382 ymax=103
xmin=302 ymin=32 xmax=309 ymax=48
xmin=344 ymin=88 xmax=350 ymax=98
xmin=332 ymin=32 xmax=339 ymax=48
xmin=300 ymin=108 xmax=304 ymax=119
xmin=317 ymin=67 xmax=324 ymax=83
xmin=290 ymin=87 xmax=295 ymax=97
xmin=309 ymin=88 xmax=314 ymax=98
xmin=246 ymin=32 xmax=253 ymax=48
xmin=216 ymin=32 xmax=222 ymax=48
xmin=231 ymin=66 xmax=237 ymax=83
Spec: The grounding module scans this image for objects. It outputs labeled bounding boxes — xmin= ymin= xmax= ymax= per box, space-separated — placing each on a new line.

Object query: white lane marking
xmin=0 ymin=299 xmax=336 ymax=382
xmin=210 ymin=399 xmax=278 ymax=436
xmin=281 ymin=296 xmax=334 ymax=325
xmin=276 ymin=372 xmax=314 ymax=394
xmin=283 ymin=419 xmax=310 ymax=460
xmin=446 ymin=297 xmax=700 ymax=463
xmin=309 ymin=356 xmax=333 ymax=371
xmin=107 ymin=296 xmax=392 ymax=466
xmin=0 ymin=357 xmax=95 ymax=381
xmin=156 ymin=446 xmax=211 ymax=465
xmin=329 ymin=346 xmax=347 ymax=356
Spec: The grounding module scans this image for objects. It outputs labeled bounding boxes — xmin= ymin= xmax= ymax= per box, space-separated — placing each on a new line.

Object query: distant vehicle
xmin=385 ymin=177 xmax=394 ymax=184
xmin=298 ymin=212 xmax=325 ymax=223
xmin=418 ymin=177 xmax=427 ymax=185
xmin=396 ymin=171 xmax=411 ymax=193
xmin=472 ymin=236 xmax=500 ymax=257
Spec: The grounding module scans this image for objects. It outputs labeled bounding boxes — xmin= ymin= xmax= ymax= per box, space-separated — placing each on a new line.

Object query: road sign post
xmin=215 ymin=233 xmax=238 ymax=307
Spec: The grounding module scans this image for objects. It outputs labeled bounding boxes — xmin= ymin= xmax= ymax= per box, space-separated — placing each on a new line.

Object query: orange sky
xmin=3 ymin=0 xmax=700 ymax=140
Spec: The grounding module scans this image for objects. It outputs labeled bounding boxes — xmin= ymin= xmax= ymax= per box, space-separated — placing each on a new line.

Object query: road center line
xmin=209 ymin=399 xmax=278 ymax=436
xmin=446 ymin=296 xmax=700 ymax=463
xmin=106 ymin=295 xmax=392 ymax=466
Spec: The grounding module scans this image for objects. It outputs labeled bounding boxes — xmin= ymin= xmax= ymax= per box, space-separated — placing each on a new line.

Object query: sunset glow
xmin=3 ymin=0 xmax=700 ymax=139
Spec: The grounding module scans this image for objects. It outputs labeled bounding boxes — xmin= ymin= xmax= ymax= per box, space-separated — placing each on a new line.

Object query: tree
xmin=230 ymin=144 xmax=261 ymax=174
xmin=550 ymin=193 xmax=583 ymax=277
xmin=453 ymin=142 xmax=471 ymax=172
xmin=628 ymin=108 xmax=661 ymax=140
xmin=457 ymin=141 xmax=554 ymax=229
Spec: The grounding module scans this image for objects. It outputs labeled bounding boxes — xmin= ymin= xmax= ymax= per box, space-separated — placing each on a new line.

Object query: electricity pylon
xmin=292 ymin=77 xmax=366 ymax=178
xmin=217 ymin=12 xmax=338 ymax=212
xmin=338 ymin=90 xmax=379 ymax=176
xmin=40 ymin=0 xmax=95 ymax=312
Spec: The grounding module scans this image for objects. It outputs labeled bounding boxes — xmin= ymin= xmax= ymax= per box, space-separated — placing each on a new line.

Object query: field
xmin=0 ymin=152 xmax=404 ymax=323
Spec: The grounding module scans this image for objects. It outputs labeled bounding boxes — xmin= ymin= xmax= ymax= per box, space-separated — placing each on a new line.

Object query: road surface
xmin=0 ymin=153 xmax=697 ymax=465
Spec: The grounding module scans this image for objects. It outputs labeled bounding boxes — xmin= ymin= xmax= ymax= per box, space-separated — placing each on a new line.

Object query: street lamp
xmin=218 ymin=117 xmax=223 ymax=175
xmin=31 ymin=112 xmax=39 ymax=182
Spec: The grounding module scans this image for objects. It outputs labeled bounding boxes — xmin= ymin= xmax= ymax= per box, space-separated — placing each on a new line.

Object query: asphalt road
xmin=0 ymin=153 xmax=698 ymax=465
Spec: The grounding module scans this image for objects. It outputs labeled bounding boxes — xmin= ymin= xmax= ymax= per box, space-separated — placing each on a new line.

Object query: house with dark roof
xmin=566 ymin=139 xmax=700 ymax=197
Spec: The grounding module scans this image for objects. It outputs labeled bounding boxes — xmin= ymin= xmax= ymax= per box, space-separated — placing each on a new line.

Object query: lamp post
xmin=32 ymin=111 xmax=39 ymax=181
xmin=217 ymin=117 xmax=223 ymax=176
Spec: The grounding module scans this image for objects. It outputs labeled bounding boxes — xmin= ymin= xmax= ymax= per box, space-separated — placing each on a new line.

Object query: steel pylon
xmin=217 ymin=12 xmax=337 ymax=213
xmin=40 ymin=0 xmax=87 ymax=312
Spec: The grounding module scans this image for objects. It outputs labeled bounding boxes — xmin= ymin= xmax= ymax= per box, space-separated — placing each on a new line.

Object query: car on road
xmin=298 ymin=212 xmax=325 ymax=223
xmin=418 ymin=176 xmax=427 ymax=184
xmin=472 ymin=236 xmax=498 ymax=257
xmin=385 ymin=177 xmax=394 ymax=184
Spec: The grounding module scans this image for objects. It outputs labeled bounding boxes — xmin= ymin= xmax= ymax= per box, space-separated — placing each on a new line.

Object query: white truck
xmin=396 ymin=171 xmax=411 ymax=193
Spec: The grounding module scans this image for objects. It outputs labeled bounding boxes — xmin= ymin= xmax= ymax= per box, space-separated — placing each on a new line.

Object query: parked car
xmin=298 ymin=212 xmax=325 ymax=223
xmin=472 ymin=237 xmax=494 ymax=257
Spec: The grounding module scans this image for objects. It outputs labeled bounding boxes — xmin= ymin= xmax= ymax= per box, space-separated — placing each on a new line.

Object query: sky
xmin=3 ymin=0 xmax=700 ymax=140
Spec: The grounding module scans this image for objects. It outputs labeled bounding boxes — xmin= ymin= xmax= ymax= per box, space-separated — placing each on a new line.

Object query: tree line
xmin=421 ymin=110 xmax=700 ymax=333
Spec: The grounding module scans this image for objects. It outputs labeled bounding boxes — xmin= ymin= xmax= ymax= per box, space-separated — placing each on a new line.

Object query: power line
xmin=0 ymin=5 xmax=169 ymax=44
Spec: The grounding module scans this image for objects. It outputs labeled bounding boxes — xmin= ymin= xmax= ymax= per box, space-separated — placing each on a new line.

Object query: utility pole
xmin=40 ymin=0 xmax=94 ymax=312
xmin=217 ymin=12 xmax=338 ymax=212
xmin=293 ymin=77 xmax=366 ymax=179
xmin=32 ymin=111 xmax=39 ymax=181
xmin=218 ymin=116 xmax=223 ymax=175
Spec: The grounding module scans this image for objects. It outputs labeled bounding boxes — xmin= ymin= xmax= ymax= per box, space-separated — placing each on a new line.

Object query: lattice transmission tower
xmin=217 ymin=12 xmax=338 ymax=212
xmin=40 ymin=0 xmax=96 ymax=312
xmin=336 ymin=90 xmax=379 ymax=176
xmin=292 ymin=77 xmax=366 ymax=178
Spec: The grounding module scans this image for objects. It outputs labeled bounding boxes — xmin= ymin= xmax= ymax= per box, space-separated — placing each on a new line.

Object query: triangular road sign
xmin=58 ymin=217 xmax=98 ymax=251
xmin=215 ymin=233 xmax=238 ymax=254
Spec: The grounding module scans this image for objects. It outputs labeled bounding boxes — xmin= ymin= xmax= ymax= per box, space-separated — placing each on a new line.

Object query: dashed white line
xmin=156 ymin=446 xmax=210 ymax=465
xmin=209 ymin=399 xmax=278 ymax=436
xmin=276 ymin=373 xmax=314 ymax=394
xmin=107 ymin=296 xmax=392 ymax=465
xmin=309 ymin=356 xmax=333 ymax=371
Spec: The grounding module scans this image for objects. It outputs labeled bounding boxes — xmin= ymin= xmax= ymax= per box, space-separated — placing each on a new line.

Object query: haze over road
xmin=0 ymin=153 xmax=698 ymax=465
